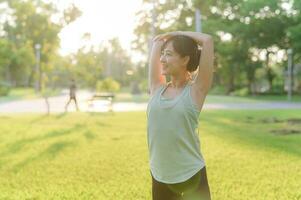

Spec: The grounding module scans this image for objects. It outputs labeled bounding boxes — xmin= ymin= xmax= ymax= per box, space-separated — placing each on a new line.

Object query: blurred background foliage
xmin=0 ymin=0 xmax=300 ymax=97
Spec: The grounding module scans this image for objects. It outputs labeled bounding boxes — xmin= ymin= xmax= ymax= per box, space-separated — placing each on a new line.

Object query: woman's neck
xmin=169 ymin=75 xmax=190 ymax=89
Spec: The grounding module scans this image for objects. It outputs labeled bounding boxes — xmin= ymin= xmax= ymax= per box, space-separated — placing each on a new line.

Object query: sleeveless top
xmin=146 ymin=82 xmax=206 ymax=184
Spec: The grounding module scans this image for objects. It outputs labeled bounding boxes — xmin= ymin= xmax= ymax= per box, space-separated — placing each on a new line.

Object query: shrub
xmin=0 ymin=82 xmax=10 ymax=96
xmin=208 ymin=85 xmax=227 ymax=95
xmin=230 ymin=87 xmax=249 ymax=96
xmin=96 ymin=77 xmax=120 ymax=93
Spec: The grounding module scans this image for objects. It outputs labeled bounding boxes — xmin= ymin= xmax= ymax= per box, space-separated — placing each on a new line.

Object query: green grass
xmin=205 ymin=94 xmax=301 ymax=103
xmin=0 ymin=110 xmax=300 ymax=199
xmin=0 ymin=88 xmax=37 ymax=103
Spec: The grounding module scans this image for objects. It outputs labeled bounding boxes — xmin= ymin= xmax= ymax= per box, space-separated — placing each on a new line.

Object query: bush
xmin=230 ymin=87 xmax=249 ymax=96
xmin=139 ymin=79 xmax=148 ymax=93
xmin=131 ymin=81 xmax=141 ymax=95
xmin=208 ymin=85 xmax=227 ymax=95
xmin=96 ymin=77 xmax=120 ymax=93
xmin=0 ymin=82 xmax=10 ymax=96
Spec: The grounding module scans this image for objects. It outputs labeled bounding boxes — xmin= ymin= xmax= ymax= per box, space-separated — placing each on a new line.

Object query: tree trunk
xmin=266 ymin=67 xmax=274 ymax=92
xmin=265 ymin=51 xmax=275 ymax=92
xmin=247 ymin=80 xmax=256 ymax=96
xmin=5 ymin=65 xmax=11 ymax=85
xmin=44 ymin=96 xmax=50 ymax=115
xmin=227 ymin=74 xmax=235 ymax=94
xmin=27 ymin=67 xmax=35 ymax=87
xmin=226 ymin=66 xmax=236 ymax=94
xmin=246 ymin=66 xmax=256 ymax=95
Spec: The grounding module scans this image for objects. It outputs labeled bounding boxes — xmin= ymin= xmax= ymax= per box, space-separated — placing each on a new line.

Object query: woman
xmin=147 ymin=31 xmax=214 ymax=200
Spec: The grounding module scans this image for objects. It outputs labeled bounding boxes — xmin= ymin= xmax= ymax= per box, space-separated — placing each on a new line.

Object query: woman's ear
xmin=183 ymin=56 xmax=190 ymax=67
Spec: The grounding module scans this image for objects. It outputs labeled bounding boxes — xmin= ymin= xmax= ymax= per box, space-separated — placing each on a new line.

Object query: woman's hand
xmin=153 ymin=31 xmax=183 ymax=42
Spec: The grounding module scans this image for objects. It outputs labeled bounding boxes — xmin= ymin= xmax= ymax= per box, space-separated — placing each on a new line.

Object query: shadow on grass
xmin=83 ymin=130 xmax=96 ymax=141
xmin=0 ymin=123 xmax=84 ymax=158
xmin=0 ymin=116 xmax=11 ymax=119
xmin=29 ymin=114 xmax=50 ymax=124
xmin=11 ymin=140 xmax=76 ymax=173
xmin=203 ymin=115 xmax=301 ymax=158
xmin=55 ymin=113 xmax=67 ymax=119
xmin=88 ymin=112 xmax=115 ymax=117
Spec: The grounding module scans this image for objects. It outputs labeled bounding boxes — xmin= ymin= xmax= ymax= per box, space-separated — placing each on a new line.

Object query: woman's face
xmin=160 ymin=42 xmax=188 ymax=76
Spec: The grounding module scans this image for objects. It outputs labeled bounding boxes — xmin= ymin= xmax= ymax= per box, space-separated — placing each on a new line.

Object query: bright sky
xmin=57 ymin=0 xmax=143 ymax=62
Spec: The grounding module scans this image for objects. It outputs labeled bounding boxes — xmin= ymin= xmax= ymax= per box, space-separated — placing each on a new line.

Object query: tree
xmin=0 ymin=39 xmax=13 ymax=83
xmin=72 ymin=46 xmax=104 ymax=88
xmin=0 ymin=0 xmax=82 ymax=89
xmin=133 ymin=0 xmax=300 ymax=95
xmin=70 ymin=37 xmax=134 ymax=89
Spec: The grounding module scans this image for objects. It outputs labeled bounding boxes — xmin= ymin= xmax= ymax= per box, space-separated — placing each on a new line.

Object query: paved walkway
xmin=0 ymin=91 xmax=301 ymax=114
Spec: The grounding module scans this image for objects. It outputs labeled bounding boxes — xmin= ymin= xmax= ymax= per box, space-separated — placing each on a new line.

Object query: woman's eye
xmin=161 ymin=51 xmax=172 ymax=56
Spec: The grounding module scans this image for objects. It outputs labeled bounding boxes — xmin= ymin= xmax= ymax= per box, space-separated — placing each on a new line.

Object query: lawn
xmin=205 ymin=94 xmax=301 ymax=103
xmin=0 ymin=110 xmax=300 ymax=199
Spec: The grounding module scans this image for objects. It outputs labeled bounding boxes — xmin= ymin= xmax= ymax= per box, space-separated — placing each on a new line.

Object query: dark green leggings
xmin=151 ymin=166 xmax=211 ymax=200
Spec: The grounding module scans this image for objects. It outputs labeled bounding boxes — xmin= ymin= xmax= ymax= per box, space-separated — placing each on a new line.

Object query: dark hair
xmin=162 ymin=35 xmax=201 ymax=72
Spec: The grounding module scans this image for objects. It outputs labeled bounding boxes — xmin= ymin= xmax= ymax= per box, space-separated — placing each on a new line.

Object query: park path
xmin=0 ymin=90 xmax=301 ymax=114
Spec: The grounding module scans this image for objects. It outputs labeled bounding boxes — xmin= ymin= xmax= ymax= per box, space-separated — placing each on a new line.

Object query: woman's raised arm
xmin=179 ymin=31 xmax=214 ymax=95
xmin=148 ymin=38 xmax=166 ymax=95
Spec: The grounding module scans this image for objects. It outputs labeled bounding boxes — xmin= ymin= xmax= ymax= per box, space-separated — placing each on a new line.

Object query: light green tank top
xmin=147 ymin=82 xmax=206 ymax=184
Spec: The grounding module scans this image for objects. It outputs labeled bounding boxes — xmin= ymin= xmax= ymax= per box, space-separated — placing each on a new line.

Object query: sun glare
xmin=58 ymin=0 xmax=142 ymax=61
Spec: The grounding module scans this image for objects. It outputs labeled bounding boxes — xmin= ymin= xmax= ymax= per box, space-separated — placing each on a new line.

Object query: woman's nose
xmin=160 ymin=55 xmax=166 ymax=63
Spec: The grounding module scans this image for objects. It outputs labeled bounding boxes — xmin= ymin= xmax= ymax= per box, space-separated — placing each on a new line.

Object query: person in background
xmin=65 ymin=79 xmax=79 ymax=112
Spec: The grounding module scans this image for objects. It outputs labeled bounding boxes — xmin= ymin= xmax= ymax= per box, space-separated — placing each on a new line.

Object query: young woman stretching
xmin=147 ymin=31 xmax=214 ymax=200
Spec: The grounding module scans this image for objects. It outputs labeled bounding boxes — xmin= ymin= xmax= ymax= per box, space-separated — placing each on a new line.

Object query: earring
xmin=187 ymin=72 xmax=192 ymax=81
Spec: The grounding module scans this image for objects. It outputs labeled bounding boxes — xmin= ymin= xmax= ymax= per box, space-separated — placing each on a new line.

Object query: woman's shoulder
xmin=149 ymin=83 xmax=166 ymax=97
